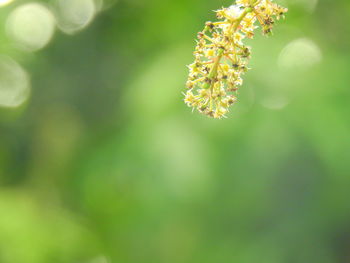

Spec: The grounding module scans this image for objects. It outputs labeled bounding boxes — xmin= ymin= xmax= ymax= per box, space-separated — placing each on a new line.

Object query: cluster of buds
xmin=184 ymin=0 xmax=288 ymax=119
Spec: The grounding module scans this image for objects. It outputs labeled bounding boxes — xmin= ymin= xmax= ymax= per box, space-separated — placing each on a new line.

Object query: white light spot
xmin=53 ymin=0 xmax=96 ymax=34
xmin=6 ymin=3 xmax=56 ymax=52
xmin=227 ymin=5 xmax=243 ymax=19
xmin=0 ymin=0 xmax=13 ymax=7
xmin=261 ymin=95 xmax=289 ymax=110
xmin=0 ymin=56 xmax=30 ymax=108
xmin=278 ymin=38 xmax=322 ymax=70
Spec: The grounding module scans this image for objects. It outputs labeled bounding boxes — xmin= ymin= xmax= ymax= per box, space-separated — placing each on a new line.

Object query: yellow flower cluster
xmin=184 ymin=0 xmax=288 ymax=119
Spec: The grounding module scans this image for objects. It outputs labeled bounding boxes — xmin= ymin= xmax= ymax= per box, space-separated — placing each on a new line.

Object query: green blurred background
xmin=0 ymin=0 xmax=350 ymax=262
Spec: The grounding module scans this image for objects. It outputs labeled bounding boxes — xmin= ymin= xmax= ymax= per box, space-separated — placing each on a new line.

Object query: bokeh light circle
xmin=0 ymin=56 xmax=30 ymax=108
xmin=53 ymin=0 xmax=96 ymax=34
xmin=0 ymin=0 xmax=13 ymax=7
xmin=278 ymin=38 xmax=322 ymax=70
xmin=6 ymin=3 xmax=56 ymax=52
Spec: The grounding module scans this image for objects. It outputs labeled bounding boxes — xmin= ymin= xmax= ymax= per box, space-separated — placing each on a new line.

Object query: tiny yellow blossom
xmin=214 ymin=107 xmax=228 ymax=119
xmin=206 ymin=49 xmax=215 ymax=57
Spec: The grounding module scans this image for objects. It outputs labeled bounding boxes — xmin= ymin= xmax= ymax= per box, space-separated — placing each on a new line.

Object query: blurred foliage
xmin=0 ymin=0 xmax=350 ymax=262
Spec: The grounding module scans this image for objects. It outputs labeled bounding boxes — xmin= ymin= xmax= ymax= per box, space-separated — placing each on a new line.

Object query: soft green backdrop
xmin=0 ymin=0 xmax=350 ymax=262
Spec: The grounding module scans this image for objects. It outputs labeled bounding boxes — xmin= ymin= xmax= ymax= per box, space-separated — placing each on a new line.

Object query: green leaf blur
xmin=0 ymin=0 xmax=350 ymax=262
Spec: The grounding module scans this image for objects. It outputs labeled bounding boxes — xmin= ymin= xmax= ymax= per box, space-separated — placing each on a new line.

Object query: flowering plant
xmin=184 ymin=0 xmax=288 ymax=119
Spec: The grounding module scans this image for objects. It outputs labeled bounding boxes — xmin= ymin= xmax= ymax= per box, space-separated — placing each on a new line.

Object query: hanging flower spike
xmin=184 ymin=0 xmax=288 ymax=119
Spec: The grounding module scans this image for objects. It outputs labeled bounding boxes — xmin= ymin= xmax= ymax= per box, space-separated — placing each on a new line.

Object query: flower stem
xmin=203 ymin=7 xmax=253 ymax=89
xmin=203 ymin=48 xmax=224 ymax=89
